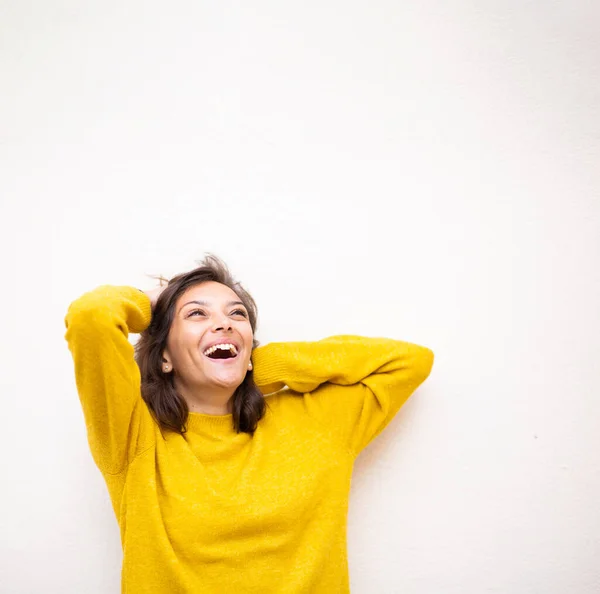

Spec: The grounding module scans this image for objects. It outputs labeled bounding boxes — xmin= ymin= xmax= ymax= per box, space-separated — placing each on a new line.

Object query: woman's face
xmin=162 ymin=281 xmax=254 ymax=395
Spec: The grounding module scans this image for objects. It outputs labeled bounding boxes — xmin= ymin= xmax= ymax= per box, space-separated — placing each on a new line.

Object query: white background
xmin=1 ymin=1 xmax=599 ymax=592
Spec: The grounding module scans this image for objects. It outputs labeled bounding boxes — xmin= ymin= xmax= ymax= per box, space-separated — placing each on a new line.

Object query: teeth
xmin=203 ymin=343 xmax=238 ymax=356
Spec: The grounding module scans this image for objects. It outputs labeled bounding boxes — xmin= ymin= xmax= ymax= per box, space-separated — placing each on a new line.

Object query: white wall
xmin=1 ymin=1 xmax=598 ymax=592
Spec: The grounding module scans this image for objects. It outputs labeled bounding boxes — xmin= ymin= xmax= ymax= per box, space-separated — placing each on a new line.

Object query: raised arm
xmin=64 ymin=286 xmax=154 ymax=475
xmin=252 ymin=335 xmax=434 ymax=456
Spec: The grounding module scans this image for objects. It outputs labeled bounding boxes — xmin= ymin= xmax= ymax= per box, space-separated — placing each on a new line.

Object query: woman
xmin=64 ymin=254 xmax=434 ymax=593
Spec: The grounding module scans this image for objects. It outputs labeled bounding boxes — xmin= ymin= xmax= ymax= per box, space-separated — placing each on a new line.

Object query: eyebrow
xmin=178 ymin=300 xmax=247 ymax=314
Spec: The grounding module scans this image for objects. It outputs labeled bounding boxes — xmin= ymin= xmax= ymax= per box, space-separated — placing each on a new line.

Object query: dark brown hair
xmin=134 ymin=254 xmax=265 ymax=435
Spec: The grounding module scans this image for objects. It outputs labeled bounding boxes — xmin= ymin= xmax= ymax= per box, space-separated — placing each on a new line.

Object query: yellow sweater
xmin=64 ymin=285 xmax=434 ymax=594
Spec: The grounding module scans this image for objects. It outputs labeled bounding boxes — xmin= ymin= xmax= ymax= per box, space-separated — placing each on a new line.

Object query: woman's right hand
xmin=144 ymin=283 xmax=168 ymax=310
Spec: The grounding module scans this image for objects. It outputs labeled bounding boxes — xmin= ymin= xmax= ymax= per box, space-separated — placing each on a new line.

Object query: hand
xmin=143 ymin=282 xmax=168 ymax=310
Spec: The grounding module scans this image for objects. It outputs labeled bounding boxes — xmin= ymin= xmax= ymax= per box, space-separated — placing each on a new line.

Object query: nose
xmin=211 ymin=313 xmax=232 ymax=332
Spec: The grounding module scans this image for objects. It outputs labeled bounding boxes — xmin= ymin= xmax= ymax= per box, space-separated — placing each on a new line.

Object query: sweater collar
xmin=185 ymin=411 xmax=237 ymax=435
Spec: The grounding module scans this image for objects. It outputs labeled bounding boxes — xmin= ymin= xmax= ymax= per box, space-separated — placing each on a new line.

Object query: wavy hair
xmin=134 ymin=254 xmax=265 ymax=435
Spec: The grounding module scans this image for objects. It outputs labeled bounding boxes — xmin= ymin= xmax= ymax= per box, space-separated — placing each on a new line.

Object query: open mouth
xmin=203 ymin=343 xmax=238 ymax=360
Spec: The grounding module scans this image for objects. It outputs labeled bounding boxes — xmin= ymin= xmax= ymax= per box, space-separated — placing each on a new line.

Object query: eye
xmin=231 ymin=309 xmax=248 ymax=318
xmin=187 ymin=309 xmax=206 ymax=317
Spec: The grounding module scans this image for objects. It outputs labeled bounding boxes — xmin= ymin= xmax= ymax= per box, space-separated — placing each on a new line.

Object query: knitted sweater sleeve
xmin=64 ymin=285 xmax=153 ymax=475
xmin=252 ymin=336 xmax=434 ymax=456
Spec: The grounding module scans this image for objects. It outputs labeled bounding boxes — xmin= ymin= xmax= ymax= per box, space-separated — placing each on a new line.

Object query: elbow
xmin=416 ymin=346 xmax=435 ymax=383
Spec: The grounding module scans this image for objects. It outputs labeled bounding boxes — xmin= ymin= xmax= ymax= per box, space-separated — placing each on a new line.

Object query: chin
xmin=210 ymin=375 xmax=246 ymax=389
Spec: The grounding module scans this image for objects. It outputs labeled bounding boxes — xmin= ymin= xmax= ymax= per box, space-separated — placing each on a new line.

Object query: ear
xmin=162 ymin=349 xmax=172 ymax=365
xmin=161 ymin=350 xmax=173 ymax=373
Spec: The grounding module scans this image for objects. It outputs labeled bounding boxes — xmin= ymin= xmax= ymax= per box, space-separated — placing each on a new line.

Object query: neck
xmin=175 ymin=379 xmax=235 ymax=415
